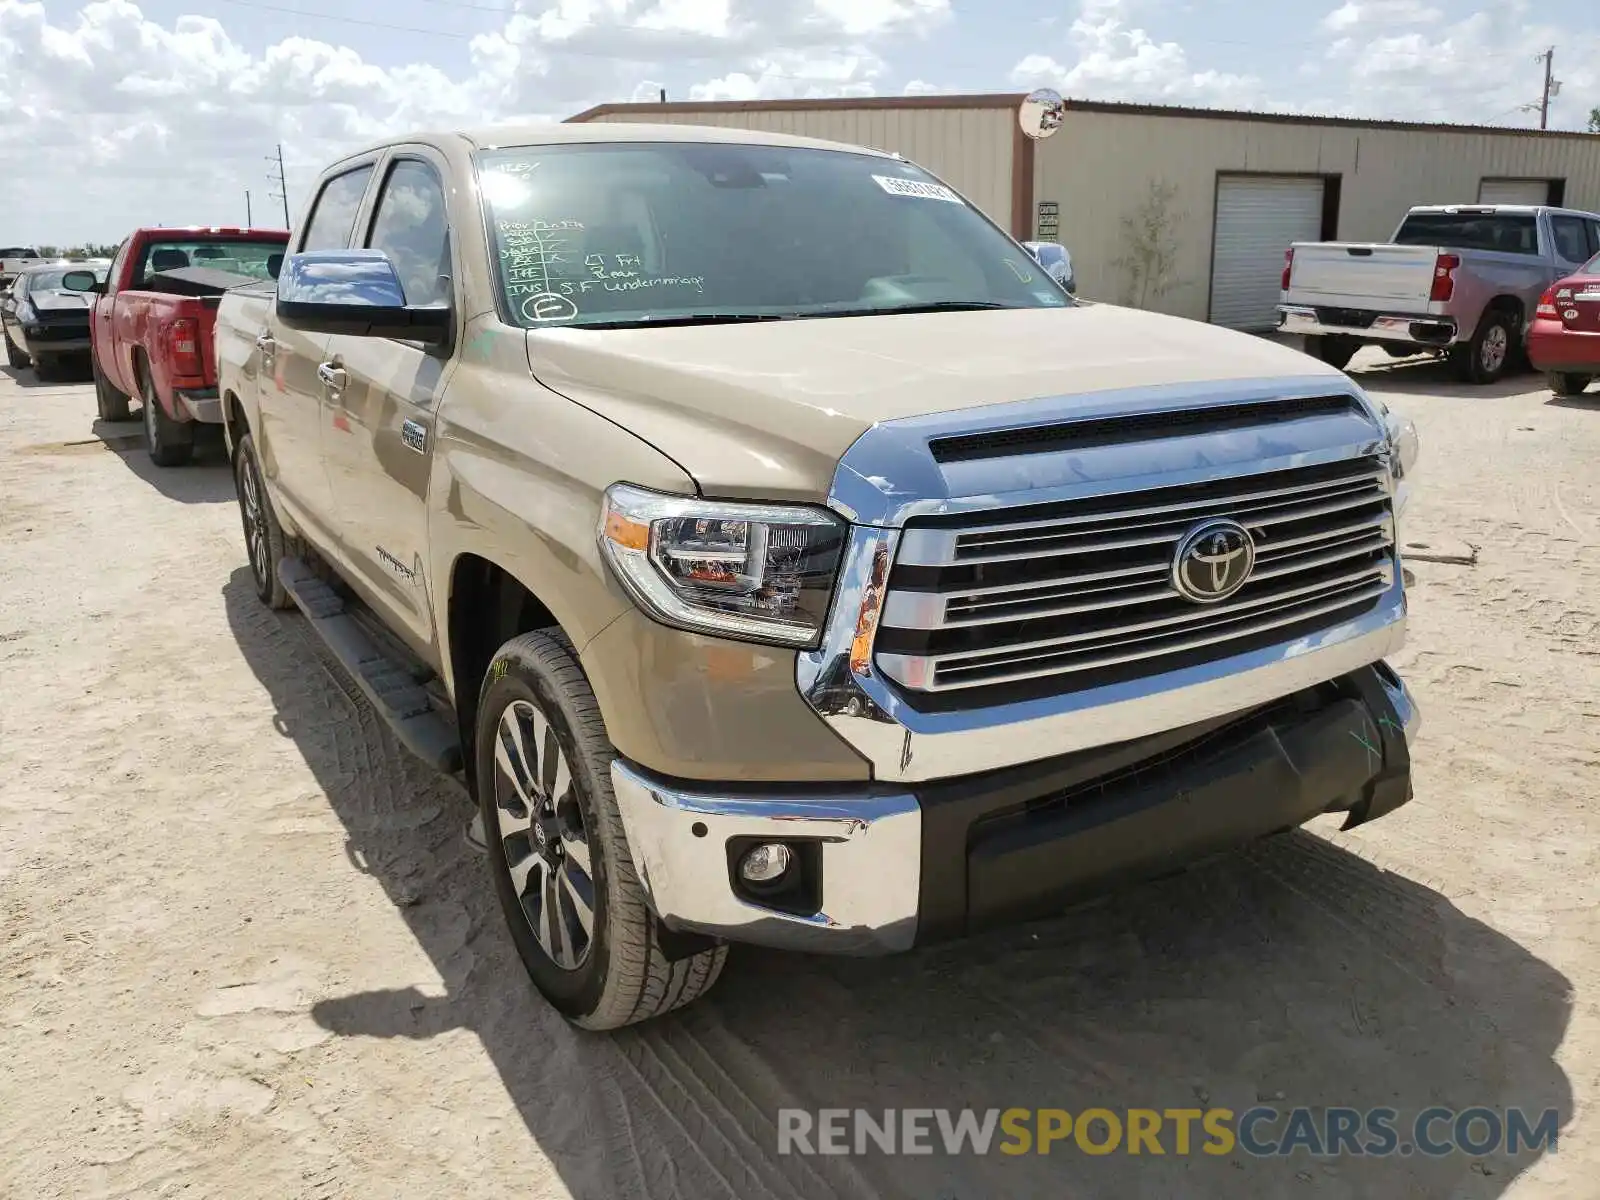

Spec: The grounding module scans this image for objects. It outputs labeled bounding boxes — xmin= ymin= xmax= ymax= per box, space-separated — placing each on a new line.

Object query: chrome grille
xmin=875 ymin=456 xmax=1395 ymax=707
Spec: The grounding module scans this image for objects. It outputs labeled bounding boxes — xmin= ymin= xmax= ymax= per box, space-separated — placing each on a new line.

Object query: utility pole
xmin=266 ymin=144 xmax=291 ymax=229
xmin=1538 ymin=47 xmax=1556 ymax=130
xmin=246 ymin=189 xmax=253 ymax=226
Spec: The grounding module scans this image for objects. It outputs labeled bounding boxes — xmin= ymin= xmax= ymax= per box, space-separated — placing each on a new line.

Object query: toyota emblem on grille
xmin=1171 ymin=519 xmax=1256 ymax=603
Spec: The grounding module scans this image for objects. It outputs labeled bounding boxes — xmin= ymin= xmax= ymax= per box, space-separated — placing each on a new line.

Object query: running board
xmin=278 ymin=556 xmax=462 ymax=774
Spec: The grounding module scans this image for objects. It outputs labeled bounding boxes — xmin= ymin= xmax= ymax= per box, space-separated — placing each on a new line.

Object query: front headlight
xmin=1368 ymin=396 xmax=1418 ymax=519
xmin=598 ymin=483 xmax=847 ymax=647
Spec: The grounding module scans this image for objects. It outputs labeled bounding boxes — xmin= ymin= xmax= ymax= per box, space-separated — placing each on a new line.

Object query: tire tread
xmin=485 ymin=631 xmax=726 ymax=1031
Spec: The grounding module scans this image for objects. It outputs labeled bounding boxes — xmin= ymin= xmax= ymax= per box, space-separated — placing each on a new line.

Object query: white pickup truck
xmin=0 ymin=246 xmax=45 ymax=287
xmin=1278 ymin=204 xmax=1600 ymax=383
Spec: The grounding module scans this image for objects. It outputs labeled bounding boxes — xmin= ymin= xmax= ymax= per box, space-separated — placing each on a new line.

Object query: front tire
xmin=1452 ymin=309 xmax=1517 ymax=384
xmin=1549 ymin=372 xmax=1593 ymax=397
xmin=4 ymin=331 xmax=28 ymax=369
xmin=477 ymin=631 xmax=726 ymax=1030
xmin=93 ymin=355 xmax=132 ymax=421
xmin=233 ymin=433 xmax=290 ymax=609
xmin=141 ymin=368 xmax=193 ymax=466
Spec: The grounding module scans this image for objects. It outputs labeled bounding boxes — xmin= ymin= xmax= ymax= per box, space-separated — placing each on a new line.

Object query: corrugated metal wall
xmin=580 ymin=106 xmax=1017 ymax=232
xmin=1034 ymin=110 xmax=1600 ymax=322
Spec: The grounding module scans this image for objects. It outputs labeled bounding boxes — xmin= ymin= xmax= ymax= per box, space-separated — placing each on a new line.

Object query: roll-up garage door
xmin=1478 ymin=178 xmax=1550 ymax=205
xmin=1209 ymin=175 xmax=1326 ymax=330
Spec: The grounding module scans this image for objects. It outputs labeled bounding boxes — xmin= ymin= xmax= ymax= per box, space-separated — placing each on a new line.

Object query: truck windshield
xmin=0 ymin=247 xmax=39 ymax=257
xmin=475 ymin=142 xmax=1071 ymax=328
xmin=138 ymin=239 xmax=284 ymax=284
xmin=1392 ymin=212 xmax=1539 ymax=255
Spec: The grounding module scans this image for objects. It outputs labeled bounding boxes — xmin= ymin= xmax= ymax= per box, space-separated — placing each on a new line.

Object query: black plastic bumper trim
xmin=911 ymin=665 xmax=1410 ymax=946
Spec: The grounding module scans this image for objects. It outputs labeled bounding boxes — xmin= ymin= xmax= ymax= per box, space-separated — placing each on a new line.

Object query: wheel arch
xmin=445 ymin=554 xmax=563 ymax=797
xmin=221 ymin=388 xmax=249 ymax=458
xmin=1485 ymin=293 xmax=1526 ymax=333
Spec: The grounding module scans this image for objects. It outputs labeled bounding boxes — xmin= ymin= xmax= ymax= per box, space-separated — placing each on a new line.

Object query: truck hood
xmin=526 ymin=304 xmax=1346 ymax=504
xmin=27 ymin=289 xmax=93 ymax=313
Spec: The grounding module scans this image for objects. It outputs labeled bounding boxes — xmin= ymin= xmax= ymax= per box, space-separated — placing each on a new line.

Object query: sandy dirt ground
xmin=1 ymin=349 xmax=1597 ymax=1199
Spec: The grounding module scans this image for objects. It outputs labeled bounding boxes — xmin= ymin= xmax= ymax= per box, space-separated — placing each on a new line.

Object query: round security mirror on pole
xmin=1019 ymin=88 xmax=1065 ymax=139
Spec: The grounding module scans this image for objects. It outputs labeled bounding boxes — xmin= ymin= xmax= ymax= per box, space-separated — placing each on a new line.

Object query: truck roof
xmin=333 ymin=121 xmax=898 ymax=169
xmin=127 ymin=226 xmax=291 ymax=239
xmin=1406 ymin=203 xmax=1600 ymax=219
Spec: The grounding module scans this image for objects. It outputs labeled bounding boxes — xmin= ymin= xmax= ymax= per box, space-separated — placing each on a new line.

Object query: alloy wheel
xmin=1481 ymin=324 xmax=1508 ymax=374
xmin=492 ymin=698 xmax=596 ymax=970
xmin=239 ymin=452 xmax=270 ymax=590
xmin=143 ymin=386 xmax=159 ymax=452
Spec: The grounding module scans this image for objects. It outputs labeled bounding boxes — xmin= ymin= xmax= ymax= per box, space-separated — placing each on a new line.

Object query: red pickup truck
xmin=90 ymin=227 xmax=289 ymax=465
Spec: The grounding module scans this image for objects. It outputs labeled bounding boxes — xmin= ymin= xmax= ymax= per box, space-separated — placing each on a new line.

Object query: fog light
xmin=738 ymin=842 xmax=792 ymax=884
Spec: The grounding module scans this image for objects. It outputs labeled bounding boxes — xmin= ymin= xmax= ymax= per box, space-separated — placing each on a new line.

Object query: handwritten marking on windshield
xmin=521 ymin=293 xmax=580 ymax=323
xmin=499 ymin=220 xmax=583 ymax=324
xmin=1003 ymin=258 xmax=1035 ymax=283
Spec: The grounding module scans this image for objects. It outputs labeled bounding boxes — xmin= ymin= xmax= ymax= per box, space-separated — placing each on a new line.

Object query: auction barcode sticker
xmin=872 ymin=175 xmax=964 ymax=204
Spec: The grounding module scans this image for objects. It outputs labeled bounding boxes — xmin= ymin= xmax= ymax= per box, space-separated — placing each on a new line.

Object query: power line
xmin=1514 ymin=46 xmax=1561 ymax=129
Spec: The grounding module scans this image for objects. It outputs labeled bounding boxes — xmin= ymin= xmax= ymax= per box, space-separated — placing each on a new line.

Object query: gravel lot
xmin=1 ymin=350 xmax=1597 ymax=1199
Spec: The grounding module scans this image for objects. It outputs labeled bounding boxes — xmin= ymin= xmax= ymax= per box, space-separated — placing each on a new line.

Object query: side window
xmin=365 ymin=159 xmax=451 ymax=308
xmin=1549 ymin=215 xmax=1590 ymax=264
xmin=301 ymin=166 xmax=375 ymax=253
xmin=1586 ymin=220 xmax=1600 ymax=260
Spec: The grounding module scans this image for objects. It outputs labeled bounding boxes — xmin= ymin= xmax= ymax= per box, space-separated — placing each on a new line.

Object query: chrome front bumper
xmin=612 ymin=668 xmax=1421 ymax=955
xmin=1277 ymin=305 xmax=1457 ymax=346
xmin=611 ymin=760 xmax=922 ymax=954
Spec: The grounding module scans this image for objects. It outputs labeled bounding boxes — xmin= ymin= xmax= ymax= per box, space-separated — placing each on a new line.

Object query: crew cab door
xmin=91 ymin=238 xmax=131 ymax=392
xmin=259 ymin=161 xmax=378 ymax=537
xmin=319 ymin=150 xmax=458 ymax=652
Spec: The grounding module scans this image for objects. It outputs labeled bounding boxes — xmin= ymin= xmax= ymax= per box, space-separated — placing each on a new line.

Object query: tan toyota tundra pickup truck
xmin=215 ymin=116 xmax=1422 ymax=1031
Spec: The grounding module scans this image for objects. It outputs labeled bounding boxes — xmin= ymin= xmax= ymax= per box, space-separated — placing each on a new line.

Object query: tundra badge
xmin=401 ymin=419 xmax=427 ymax=454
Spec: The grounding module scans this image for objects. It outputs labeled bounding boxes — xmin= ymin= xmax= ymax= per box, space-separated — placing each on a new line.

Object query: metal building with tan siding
xmin=568 ymin=94 xmax=1600 ymax=330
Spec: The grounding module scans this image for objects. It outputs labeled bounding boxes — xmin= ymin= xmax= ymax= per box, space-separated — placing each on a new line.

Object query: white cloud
xmin=1317 ymin=3 xmax=1599 ymax=128
xmin=0 ymin=0 xmax=949 ymax=243
xmin=1321 ymin=1 xmax=1443 ymax=33
xmin=1011 ymin=0 xmax=1598 ymax=130
xmin=1009 ymin=0 xmax=1267 ymax=109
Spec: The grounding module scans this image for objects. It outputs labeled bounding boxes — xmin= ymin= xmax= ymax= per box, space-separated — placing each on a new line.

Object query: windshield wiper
xmin=812 ymin=300 xmax=1027 ymax=318
xmin=578 ymin=312 xmax=791 ymax=329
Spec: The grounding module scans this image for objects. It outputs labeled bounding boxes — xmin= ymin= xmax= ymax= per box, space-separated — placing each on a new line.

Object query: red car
xmin=89 ymin=226 xmax=289 ymax=465
xmin=1528 ymin=256 xmax=1600 ymax=398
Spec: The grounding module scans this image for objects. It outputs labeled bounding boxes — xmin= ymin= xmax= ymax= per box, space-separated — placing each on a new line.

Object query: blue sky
xmin=106 ymin=0 xmax=1599 ymax=116
xmin=3 ymin=0 xmax=1598 ymax=242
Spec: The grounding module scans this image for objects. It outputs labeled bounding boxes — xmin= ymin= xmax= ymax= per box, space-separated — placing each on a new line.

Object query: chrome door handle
xmin=316 ymin=362 xmax=347 ymax=391
xmin=255 ymin=333 xmax=275 ymax=351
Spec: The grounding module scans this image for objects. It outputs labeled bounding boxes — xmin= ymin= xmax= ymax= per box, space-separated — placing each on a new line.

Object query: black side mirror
xmin=61 ymin=270 xmax=99 ymax=293
xmin=275 ymin=249 xmax=449 ymax=344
